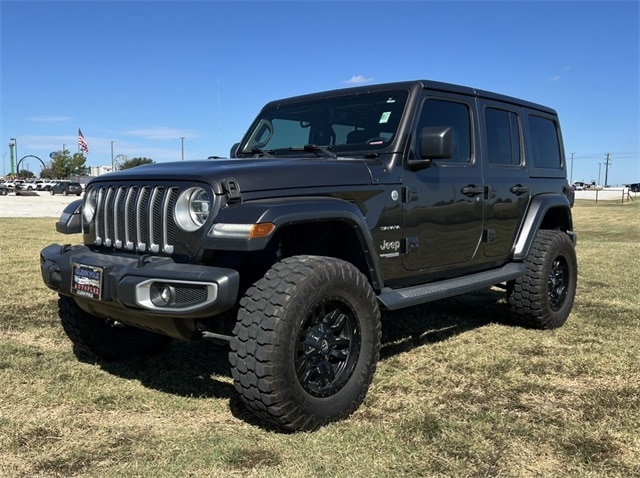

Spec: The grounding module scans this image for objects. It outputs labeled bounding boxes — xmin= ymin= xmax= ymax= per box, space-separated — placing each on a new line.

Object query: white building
xmin=90 ymin=165 xmax=113 ymax=176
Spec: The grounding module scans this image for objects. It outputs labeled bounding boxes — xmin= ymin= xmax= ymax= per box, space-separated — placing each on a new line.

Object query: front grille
xmin=90 ymin=185 xmax=179 ymax=254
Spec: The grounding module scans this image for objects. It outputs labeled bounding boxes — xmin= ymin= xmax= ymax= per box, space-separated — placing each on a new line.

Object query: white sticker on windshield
xmin=379 ymin=111 xmax=391 ymax=124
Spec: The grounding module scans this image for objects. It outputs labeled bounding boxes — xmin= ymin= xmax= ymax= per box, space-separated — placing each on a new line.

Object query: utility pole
xmin=604 ymin=153 xmax=611 ymax=187
xmin=570 ymin=152 xmax=575 ymax=184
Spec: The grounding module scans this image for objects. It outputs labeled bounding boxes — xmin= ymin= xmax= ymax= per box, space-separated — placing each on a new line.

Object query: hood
xmin=93 ymin=158 xmax=376 ymax=194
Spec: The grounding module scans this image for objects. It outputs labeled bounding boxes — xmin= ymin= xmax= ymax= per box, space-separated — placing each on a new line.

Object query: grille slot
xmin=91 ymin=184 xmax=180 ymax=254
xmin=174 ymin=285 xmax=208 ymax=305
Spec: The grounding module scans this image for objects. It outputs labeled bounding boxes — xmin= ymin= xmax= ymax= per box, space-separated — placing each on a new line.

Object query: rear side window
xmin=528 ymin=115 xmax=562 ymax=169
xmin=485 ymin=108 xmax=521 ymax=166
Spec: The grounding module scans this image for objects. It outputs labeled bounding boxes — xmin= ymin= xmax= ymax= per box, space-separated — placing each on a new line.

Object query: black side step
xmin=377 ymin=262 xmax=524 ymax=311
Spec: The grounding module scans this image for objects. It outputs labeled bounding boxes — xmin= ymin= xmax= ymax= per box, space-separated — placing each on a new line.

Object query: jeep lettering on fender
xmin=40 ymin=80 xmax=577 ymax=431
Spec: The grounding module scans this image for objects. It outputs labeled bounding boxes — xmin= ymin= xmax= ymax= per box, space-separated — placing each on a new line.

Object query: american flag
xmin=78 ymin=128 xmax=89 ymax=154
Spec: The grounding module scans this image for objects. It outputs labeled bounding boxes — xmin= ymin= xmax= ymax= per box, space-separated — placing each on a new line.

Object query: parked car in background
xmin=50 ymin=181 xmax=82 ymax=196
xmin=23 ymin=179 xmax=45 ymax=190
xmin=41 ymin=180 xmax=56 ymax=191
xmin=39 ymin=180 xmax=58 ymax=191
xmin=626 ymin=183 xmax=640 ymax=193
xmin=2 ymin=180 xmax=25 ymax=190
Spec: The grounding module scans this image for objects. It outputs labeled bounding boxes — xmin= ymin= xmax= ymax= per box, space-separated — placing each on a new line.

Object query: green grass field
xmin=1 ymin=200 xmax=639 ymax=477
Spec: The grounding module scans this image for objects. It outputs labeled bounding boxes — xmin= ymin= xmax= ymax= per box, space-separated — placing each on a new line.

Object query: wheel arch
xmin=513 ymin=194 xmax=575 ymax=260
xmin=206 ymin=197 xmax=384 ymax=290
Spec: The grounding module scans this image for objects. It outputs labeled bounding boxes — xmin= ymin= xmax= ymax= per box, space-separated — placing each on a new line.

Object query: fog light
xmin=150 ymin=283 xmax=173 ymax=307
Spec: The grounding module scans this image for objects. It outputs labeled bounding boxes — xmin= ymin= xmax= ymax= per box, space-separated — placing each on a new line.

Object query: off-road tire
xmin=229 ymin=255 xmax=381 ymax=432
xmin=507 ymin=230 xmax=577 ymax=329
xmin=58 ymin=294 xmax=171 ymax=360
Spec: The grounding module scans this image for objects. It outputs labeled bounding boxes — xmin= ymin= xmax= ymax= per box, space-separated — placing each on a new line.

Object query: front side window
xmin=416 ymin=98 xmax=472 ymax=163
xmin=237 ymin=89 xmax=409 ymax=156
xmin=485 ymin=107 xmax=521 ymax=166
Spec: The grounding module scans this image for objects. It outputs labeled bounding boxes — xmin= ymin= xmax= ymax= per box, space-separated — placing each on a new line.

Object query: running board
xmin=377 ymin=262 xmax=524 ymax=311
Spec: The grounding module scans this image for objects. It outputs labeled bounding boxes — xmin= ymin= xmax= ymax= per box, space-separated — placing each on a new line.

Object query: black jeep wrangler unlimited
xmin=41 ymin=80 xmax=577 ymax=431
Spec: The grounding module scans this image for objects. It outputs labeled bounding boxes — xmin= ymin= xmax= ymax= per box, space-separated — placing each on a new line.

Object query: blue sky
xmin=1 ymin=0 xmax=638 ymax=185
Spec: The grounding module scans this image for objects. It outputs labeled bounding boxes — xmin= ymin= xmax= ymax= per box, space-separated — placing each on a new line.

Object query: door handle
xmin=461 ymin=185 xmax=484 ymax=196
xmin=510 ymin=185 xmax=529 ymax=195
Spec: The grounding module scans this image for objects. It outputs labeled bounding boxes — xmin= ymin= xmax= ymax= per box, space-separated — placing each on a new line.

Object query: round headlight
xmin=174 ymin=187 xmax=211 ymax=231
xmin=83 ymin=187 xmax=97 ymax=224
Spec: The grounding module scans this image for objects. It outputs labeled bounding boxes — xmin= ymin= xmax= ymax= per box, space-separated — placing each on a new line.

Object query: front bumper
xmin=40 ymin=244 xmax=240 ymax=340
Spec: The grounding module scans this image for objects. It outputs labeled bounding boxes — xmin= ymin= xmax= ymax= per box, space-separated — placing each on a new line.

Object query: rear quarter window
xmin=527 ymin=114 xmax=565 ymax=177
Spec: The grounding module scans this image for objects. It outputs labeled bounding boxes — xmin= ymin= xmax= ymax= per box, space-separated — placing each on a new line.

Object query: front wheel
xmin=507 ymin=230 xmax=577 ymax=329
xmin=229 ymin=255 xmax=381 ymax=431
xmin=58 ymin=295 xmax=171 ymax=360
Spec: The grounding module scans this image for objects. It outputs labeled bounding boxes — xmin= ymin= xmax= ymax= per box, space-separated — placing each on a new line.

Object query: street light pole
xmin=180 ymin=137 xmax=185 ymax=161
xmin=9 ymin=138 xmax=16 ymax=176
xmin=111 ymin=141 xmax=114 ymax=172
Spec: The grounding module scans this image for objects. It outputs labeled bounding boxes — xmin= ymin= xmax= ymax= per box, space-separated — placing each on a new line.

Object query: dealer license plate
xmin=71 ymin=263 xmax=103 ymax=300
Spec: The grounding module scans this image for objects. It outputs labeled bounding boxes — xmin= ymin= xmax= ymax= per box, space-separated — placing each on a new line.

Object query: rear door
xmin=478 ymin=100 xmax=531 ymax=258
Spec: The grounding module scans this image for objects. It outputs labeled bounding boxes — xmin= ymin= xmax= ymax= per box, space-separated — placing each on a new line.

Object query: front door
xmin=402 ymin=95 xmax=484 ymax=272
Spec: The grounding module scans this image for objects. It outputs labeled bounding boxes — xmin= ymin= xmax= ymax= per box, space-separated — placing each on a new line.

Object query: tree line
xmin=23 ymin=151 xmax=155 ymax=179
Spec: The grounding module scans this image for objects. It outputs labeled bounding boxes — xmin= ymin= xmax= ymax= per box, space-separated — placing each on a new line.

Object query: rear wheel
xmin=507 ymin=230 xmax=577 ymax=329
xmin=58 ymin=295 xmax=171 ymax=360
xmin=229 ymin=255 xmax=381 ymax=431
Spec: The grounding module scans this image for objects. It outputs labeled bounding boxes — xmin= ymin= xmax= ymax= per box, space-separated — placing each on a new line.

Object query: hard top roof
xmin=264 ymin=80 xmax=557 ymax=116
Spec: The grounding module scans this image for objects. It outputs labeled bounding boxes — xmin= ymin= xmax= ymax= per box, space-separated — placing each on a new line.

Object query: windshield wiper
xmin=289 ymin=144 xmax=337 ymax=159
xmin=247 ymin=148 xmax=276 ymax=157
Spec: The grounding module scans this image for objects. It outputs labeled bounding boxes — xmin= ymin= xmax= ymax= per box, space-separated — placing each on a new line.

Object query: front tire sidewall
xmin=230 ymin=256 xmax=381 ymax=431
xmin=280 ymin=267 xmax=378 ymax=421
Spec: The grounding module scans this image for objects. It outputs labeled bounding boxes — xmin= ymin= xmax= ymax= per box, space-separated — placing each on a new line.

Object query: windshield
xmin=237 ymin=89 xmax=409 ymax=157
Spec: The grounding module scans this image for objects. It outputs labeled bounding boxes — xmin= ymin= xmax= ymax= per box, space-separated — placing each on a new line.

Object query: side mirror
xmin=420 ymin=126 xmax=454 ymax=160
xmin=55 ymin=199 xmax=83 ymax=234
xmin=229 ymin=143 xmax=240 ymax=158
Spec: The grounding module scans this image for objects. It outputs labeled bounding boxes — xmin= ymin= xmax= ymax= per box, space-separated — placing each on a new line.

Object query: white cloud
xmin=343 ymin=75 xmax=374 ymax=85
xmin=29 ymin=116 xmax=71 ymax=122
xmin=124 ymin=127 xmax=197 ymax=140
xmin=549 ymin=65 xmax=572 ymax=83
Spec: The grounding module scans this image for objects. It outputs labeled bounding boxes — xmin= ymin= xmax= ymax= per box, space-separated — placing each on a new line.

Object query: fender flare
xmin=513 ymin=194 xmax=574 ymax=260
xmin=203 ymin=196 xmax=385 ymax=289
